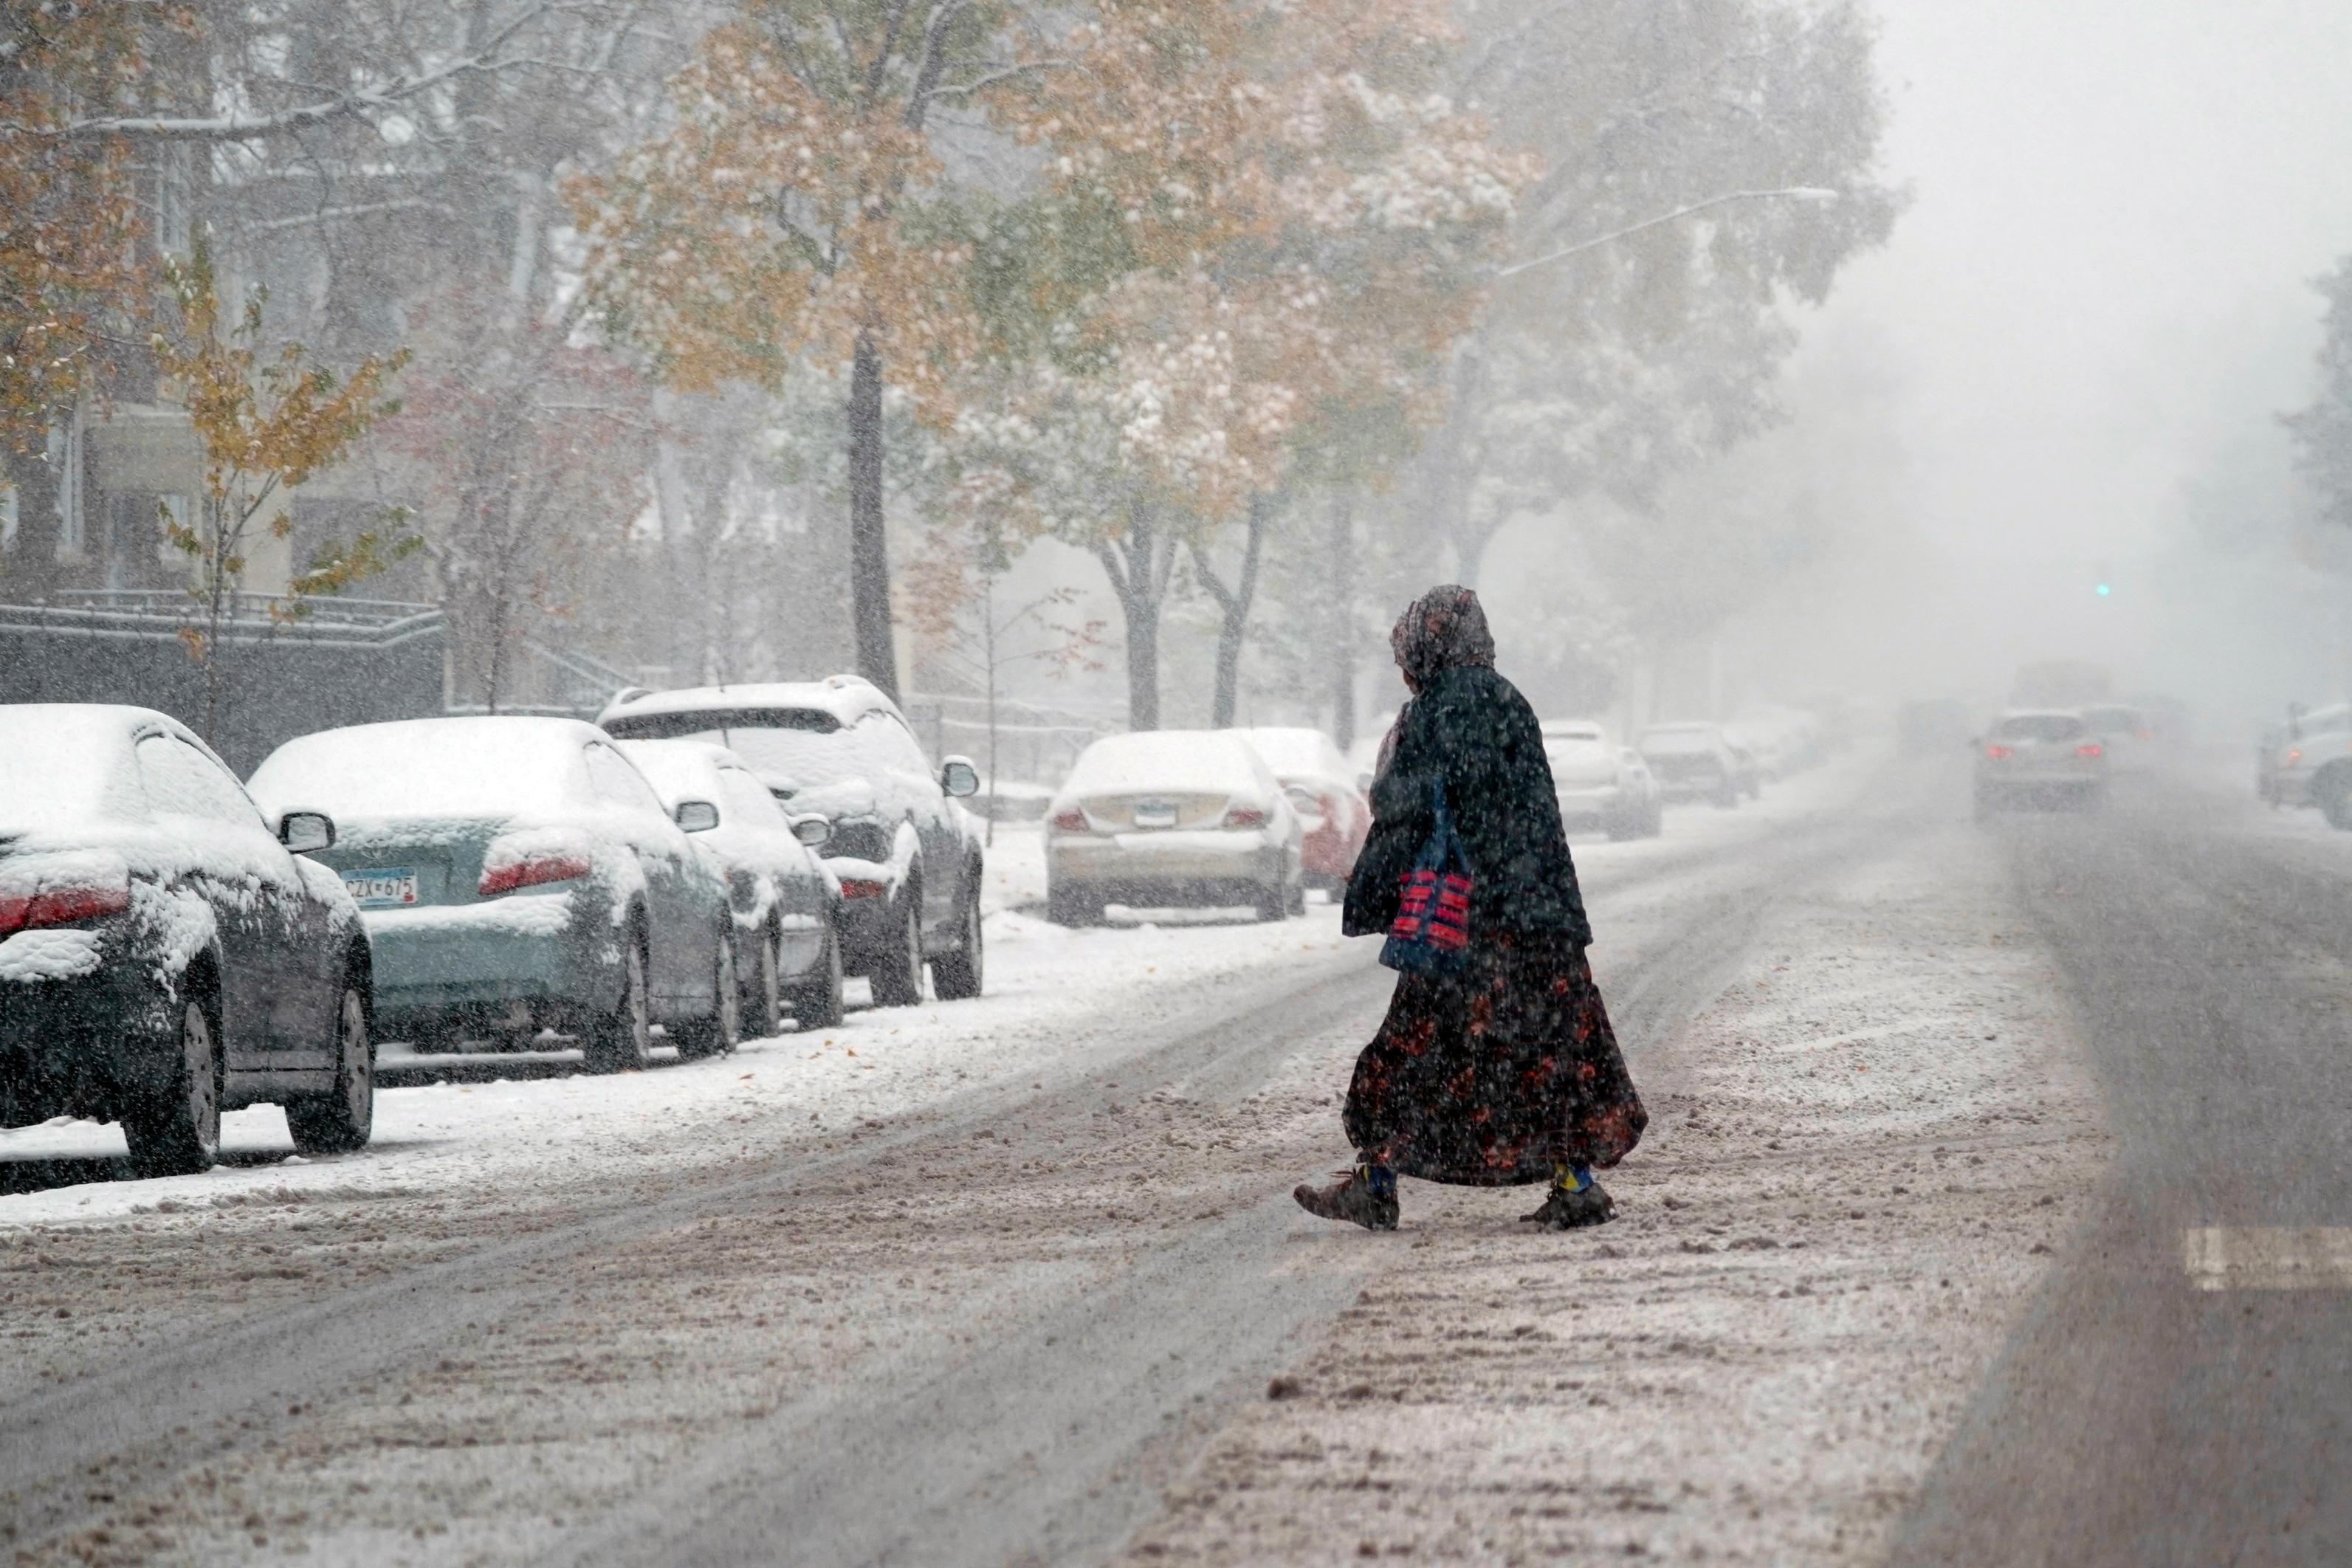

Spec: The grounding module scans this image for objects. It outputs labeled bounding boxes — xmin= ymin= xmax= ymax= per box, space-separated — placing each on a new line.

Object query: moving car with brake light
xmin=1045 ymin=730 xmax=1305 ymax=924
xmin=1540 ymin=719 xmax=1662 ymax=840
xmin=2080 ymin=702 xmax=2156 ymax=772
xmin=616 ymin=738 xmax=845 ymax=1032
xmin=1239 ymin=727 xmax=1372 ymax=892
xmin=247 ymin=715 xmax=738 ymax=1069
xmin=0 ymin=704 xmax=374 ymax=1175
xmin=1638 ymin=722 xmax=1745 ymax=808
xmin=596 ymin=676 xmax=985 ymax=1006
xmin=2259 ymin=701 xmax=2352 ymax=828
xmin=1972 ymin=710 xmax=2109 ymax=816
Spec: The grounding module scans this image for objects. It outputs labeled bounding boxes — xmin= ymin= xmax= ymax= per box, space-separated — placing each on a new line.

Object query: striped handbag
xmin=1379 ymin=781 xmax=1474 ymax=975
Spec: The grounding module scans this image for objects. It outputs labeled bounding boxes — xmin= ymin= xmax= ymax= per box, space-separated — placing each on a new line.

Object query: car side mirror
xmin=675 ymin=800 xmax=721 ymax=833
xmin=791 ymin=814 xmax=832 ymax=849
xmin=940 ymin=757 xmax=980 ymax=798
xmin=278 ymin=811 xmax=335 ymax=854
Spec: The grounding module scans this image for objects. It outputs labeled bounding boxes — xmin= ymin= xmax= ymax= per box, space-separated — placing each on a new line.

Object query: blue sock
xmin=1555 ymin=1162 xmax=1592 ymax=1193
xmin=1357 ymin=1161 xmax=1397 ymax=1198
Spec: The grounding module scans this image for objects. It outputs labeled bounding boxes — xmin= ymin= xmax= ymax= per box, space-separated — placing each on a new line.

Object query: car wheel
xmin=746 ymin=923 xmax=784 ymax=1039
xmin=582 ymin=936 xmax=653 ymax=1073
xmin=287 ymin=984 xmax=374 ymax=1155
xmin=868 ymin=895 xmax=926 ymax=1007
xmin=932 ymin=885 xmax=985 ymax=1001
xmin=793 ymin=922 xmax=846 ymax=1030
xmin=1046 ymin=883 xmax=1101 ymax=927
xmin=1254 ymin=878 xmax=1287 ymax=923
xmin=674 ymin=929 xmax=742 ymax=1060
xmin=2322 ymin=775 xmax=2352 ymax=831
xmin=125 ymin=998 xmax=221 ymax=1177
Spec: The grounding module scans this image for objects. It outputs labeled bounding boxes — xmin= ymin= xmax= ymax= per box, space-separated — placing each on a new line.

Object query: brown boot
xmin=1293 ymin=1167 xmax=1400 ymax=1231
xmin=1520 ymin=1180 xmax=1615 ymax=1229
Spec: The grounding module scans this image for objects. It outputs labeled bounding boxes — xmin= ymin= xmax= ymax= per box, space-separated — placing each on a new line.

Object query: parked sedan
xmin=1638 ymin=723 xmax=1744 ymax=808
xmin=1973 ymin=709 xmax=2109 ymax=816
xmin=0 ymin=704 xmax=374 ymax=1175
xmin=597 ymin=677 xmax=985 ymax=1007
xmin=1240 ymin=727 xmax=1372 ymax=893
xmin=616 ymin=738 xmax=845 ymax=1033
xmin=247 ymin=716 xmax=738 ymax=1070
xmin=1541 ymin=719 xmax=1662 ymax=839
xmin=1047 ymin=730 xmax=1304 ymax=924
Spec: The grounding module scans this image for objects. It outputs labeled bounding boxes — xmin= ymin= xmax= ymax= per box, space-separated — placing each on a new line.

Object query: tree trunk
xmin=1327 ymin=492 xmax=1356 ymax=750
xmin=1191 ymin=492 xmax=1273 ymax=729
xmin=1098 ymin=503 xmax=1168 ymax=732
xmin=3 ymin=432 xmax=66 ymax=599
xmin=845 ymin=329 xmax=898 ymax=701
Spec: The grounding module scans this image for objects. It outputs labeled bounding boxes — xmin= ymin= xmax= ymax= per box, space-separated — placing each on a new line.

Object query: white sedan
xmin=1045 ymin=730 xmax=1304 ymax=925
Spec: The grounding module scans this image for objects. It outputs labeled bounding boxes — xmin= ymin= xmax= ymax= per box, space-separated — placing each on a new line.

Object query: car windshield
xmin=1544 ymin=735 xmax=1611 ymax=765
xmin=1995 ymin=715 xmax=2086 ymax=743
xmin=249 ymin=719 xmax=587 ymax=821
xmin=602 ymin=706 xmax=913 ymax=792
xmin=1065 ymin=732 xmax=1265 ymax=797
xmin=2082 ymin=706 xmax=2141 ymax=732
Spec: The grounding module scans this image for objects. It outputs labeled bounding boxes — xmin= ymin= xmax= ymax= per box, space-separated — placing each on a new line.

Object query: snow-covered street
xmin=0 ymin=757 xmax=2119 ymax=1565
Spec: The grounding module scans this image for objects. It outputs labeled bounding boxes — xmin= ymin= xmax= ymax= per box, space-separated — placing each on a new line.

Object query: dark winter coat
xmin=1341 ymin=664 xmax=1592 ymax=947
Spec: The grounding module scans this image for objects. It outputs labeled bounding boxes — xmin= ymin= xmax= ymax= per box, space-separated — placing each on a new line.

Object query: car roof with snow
xmin=0 ymin=703 xmax=207 ymax=831
xmin=249 ymin=715 xmax=605 ymax=822
xmin=1059 ymin=729 xmax=1281 ymax=800
xmin=597 ymin=675 xmax=902 ymax=733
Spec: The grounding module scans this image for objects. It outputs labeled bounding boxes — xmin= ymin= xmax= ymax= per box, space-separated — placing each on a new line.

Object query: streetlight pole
xmin=1495 ymin=187 xmax=1842 ymax=281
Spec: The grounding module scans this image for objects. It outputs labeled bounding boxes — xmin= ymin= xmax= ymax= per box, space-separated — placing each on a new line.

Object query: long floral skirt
xmin=1343 ymin=929 xmax=1646 ymax=1186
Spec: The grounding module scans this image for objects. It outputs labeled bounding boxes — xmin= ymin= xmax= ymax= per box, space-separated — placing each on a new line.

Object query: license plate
xmin=343 ymin=867 xmax=419 ymax=909
xmin=1134 ymin=800 xmax=1178 ymax=829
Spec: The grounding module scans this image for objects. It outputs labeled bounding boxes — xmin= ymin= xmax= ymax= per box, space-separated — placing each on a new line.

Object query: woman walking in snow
xmin=1294 ymin=585 xmax=1647 ymax=1231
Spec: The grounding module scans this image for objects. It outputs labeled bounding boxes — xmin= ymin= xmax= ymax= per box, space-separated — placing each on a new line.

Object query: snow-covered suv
xmin=2263 ymin=701 xmax=2352 ymax=828
xmin=597 ymin=678 xmax=986 ymax=1005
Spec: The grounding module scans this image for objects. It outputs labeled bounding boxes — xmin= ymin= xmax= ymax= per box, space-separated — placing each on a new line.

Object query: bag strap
xmin=1428 ymin=780 xmax=1473 ymax=877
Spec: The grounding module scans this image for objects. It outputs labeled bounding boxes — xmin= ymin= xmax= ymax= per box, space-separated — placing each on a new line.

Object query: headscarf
xmin=1389 ymin=584 xmax=1496 ymax=691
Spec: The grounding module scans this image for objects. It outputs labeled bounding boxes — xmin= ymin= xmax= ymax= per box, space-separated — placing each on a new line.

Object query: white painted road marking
xmin=2182 ymin=1228 xmax=2352 ymax=1291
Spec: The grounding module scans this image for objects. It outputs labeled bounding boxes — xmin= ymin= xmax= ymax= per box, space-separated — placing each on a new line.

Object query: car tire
xmin=792 ymin=923 xmax=846 ymax=1031
xmin=125 ymin=998 xmax=221 ymax=1177
xmin=868 ymin=894 xmax=926 ymax=1007
xmin=674 ymin=929 xmax=742 ymax=1060
xmin=2322 ymin=774 xmax=2352 ymax=831
xmin=932 ymin=884 xmax=985 ymax=1001
xmin=1046 ymin=884 xmax=1101 ymax=928
xmin=582 ymin=935 xmax=653 ymax=1073
xmin=287 ymin=984 xmax=374 ymax=1155
xmin=1254 ymin=878 xmax=1287 ymax=923
xmin=745 ymin=922 xmax=784 ymax=1039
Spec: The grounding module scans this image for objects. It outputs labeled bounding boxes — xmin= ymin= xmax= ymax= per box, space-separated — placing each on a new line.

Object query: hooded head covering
xmin=1389 ymin=584 xmax=1496 ymax=691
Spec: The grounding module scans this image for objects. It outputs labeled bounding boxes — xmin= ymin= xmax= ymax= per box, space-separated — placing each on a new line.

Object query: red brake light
xmin=1050 ymin=808 xmax=1087 ymax=833
xmin=0 ymin=881 xmax=131 ymax=938
xmin=1984 ymin=744 xmax=2012 ymax=760
xmin=2075 ymin=743 xmax=2104 ymax=759
xmin=1223 ymin=806 xmax=1268 ymax=829
xmin=478 ymin=854 xmax=590 ymax=896
xmin=839 ymin=878 xmax=887 ymax=899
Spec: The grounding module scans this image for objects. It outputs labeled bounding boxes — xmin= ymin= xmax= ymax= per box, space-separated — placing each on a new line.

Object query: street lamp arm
xmin=1494 ymin=187 xmax=1841 ymax=281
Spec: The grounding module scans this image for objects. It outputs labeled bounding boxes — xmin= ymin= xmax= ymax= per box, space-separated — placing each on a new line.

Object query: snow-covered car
xmin=2080 ymin=702 xmax=2156 ymax=773
xmin=1541 ymin=720 xmax=1662 ymax=839
xmin=1241 ymin=727 xmax=1372 ymax=892
xmin=0 ymin=704 xmax=374 ymax=1175
xmin=596 ymin=677 xmax=985 ymax=1006
xmin=1046 ymin=730 xmax=1304 ymax=924
xmin=247 ymin=716 xmax=739 ymax=1070
xmin=2260 ymin=702 xmax=2352 ymax=825
xmin=1639 ymin=723 xmax=1745 ymax=808
xmin=616 ymin=739 xmax=845 ymax=1034
xmin=1973 ymin=710 xmax=2108 ymax=817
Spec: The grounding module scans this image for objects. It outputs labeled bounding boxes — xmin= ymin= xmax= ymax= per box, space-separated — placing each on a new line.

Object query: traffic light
xmin=2094 ymin=562 xmax=2113 ymax=598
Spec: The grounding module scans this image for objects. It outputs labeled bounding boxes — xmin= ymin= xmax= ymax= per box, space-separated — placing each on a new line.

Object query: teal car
xmin=247 ymin=716 xmax=739 ymax=1071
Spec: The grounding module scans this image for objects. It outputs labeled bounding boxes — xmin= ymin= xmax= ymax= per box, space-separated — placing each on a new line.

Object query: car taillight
xmin=839 ymin=878 xmax=887 ymax=899
xmin=0 ymin=881 xmax=131 ymax=938
xmin=2289 ymin=748 xmax=2304 ymax=764
xmin=2076 ymin=743 xmax=2104 ymax=759
xmin=1050 ymin=808 xmax=1087 ymax=833
xmin=1223 ymin=806 xmax=1268 ymax=829
xmin=478 ymin=853 xmax=590 ymax=896
xmin=1984 ymin=744 xmax=2012 ymax=760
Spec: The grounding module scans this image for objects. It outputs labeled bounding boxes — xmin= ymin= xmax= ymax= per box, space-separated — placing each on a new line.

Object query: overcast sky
xmin=1767 ymin=0 xmax=2352 ymax=705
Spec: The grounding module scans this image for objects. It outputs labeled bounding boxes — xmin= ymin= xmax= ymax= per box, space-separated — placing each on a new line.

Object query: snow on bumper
xmin=362 ymin=891 xmax=606 ymax=1015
